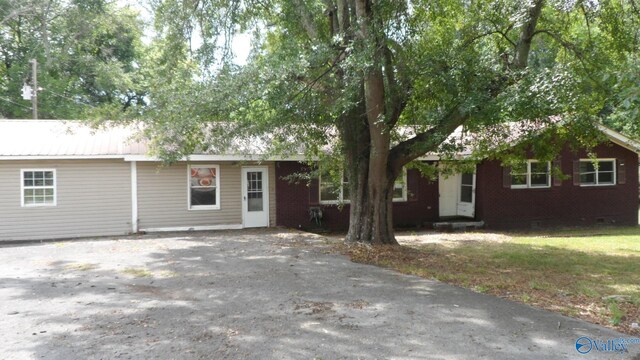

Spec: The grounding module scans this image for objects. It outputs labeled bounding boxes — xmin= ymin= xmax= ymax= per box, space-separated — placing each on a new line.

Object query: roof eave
xmin=596 ymin=124 xmax=640 ymax=154
xmin=0 ymin=155 xmax=127 ymax=160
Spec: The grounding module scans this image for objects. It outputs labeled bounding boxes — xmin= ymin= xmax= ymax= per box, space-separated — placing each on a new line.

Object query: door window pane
xmin=460 ymin=185 xmax=473 ymax=203
xmin=247 ymin=172 xmax=264 ymax=212
xmin=461 ymin=173 xmax=473 ymax=185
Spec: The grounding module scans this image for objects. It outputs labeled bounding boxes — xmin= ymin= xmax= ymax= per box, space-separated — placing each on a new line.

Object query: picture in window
xmin=190 ymin=167 xmax=217 ymax=207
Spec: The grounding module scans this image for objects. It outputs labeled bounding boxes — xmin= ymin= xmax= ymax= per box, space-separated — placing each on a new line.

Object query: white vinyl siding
xmin=0 ymin=160 xmax=131 ymax=241
xmin=511 ymin=161 xmax=551 ymax=189
xmin=137 ymin=162 xmax=276 ymax=229
xmin=579 ymin=159 xmax=616 ymax=186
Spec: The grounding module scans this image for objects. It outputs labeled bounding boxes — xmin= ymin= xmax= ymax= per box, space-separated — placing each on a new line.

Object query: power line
xmin=42 ymin=89 xmax=96 ymax=108
xmin=0 ymin=96 xmax=33 ymax=110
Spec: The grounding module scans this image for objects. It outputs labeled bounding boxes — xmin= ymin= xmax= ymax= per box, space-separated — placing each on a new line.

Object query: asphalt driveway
xmin=0 ymin=229 xmax=637 ymax=359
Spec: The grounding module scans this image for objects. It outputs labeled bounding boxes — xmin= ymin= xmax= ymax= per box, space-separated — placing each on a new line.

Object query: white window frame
xmin=579 ymin=158 xmax=616 ymax=187
xmin=392 ymin=170 xmax=408 ymax=202
xmin=21 ymin=169 xmax=57 ymax=207
xmin=510 ymin=160 xmax=551 ymax=189
xmin=188 ymin=164 xmax=221 ymax=210
xmin=319 ymin=169 xmax=408 ymax=204
xmin=319 ymin=172 xmax=348 ymax=204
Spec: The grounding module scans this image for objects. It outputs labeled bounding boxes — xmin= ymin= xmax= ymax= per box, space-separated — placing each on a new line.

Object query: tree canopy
xmin=0 ymin=0 xmax=147 ymax=119
xmin=140 ymin=0 xmax=640 ymax=244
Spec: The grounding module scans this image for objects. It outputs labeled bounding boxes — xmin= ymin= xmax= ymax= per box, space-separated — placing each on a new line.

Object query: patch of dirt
xmin=346 ymin=300 xmax=370 ymax=309
xmin=395 ymin=230 xmax=512 ymax=246
xmin=126 ymin=284 xmax=198 ymax=302
xmin=294 ymin=300 xmax=336 ymax=316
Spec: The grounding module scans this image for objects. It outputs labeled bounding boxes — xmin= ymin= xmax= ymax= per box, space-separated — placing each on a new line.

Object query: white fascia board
xmin=123 ymin=154 xmax=310 ymax=162
xmin=597 ymin=124 xmax=640 ymax=154
xmin=0 ymin=155 xmax=126 ymax=160
xmin=417 ymin=154 xmax=441 ymax=161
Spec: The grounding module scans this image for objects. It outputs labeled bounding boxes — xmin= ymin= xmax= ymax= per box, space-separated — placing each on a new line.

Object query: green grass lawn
xmin=341 ymin=226 xmax=640 ymax=335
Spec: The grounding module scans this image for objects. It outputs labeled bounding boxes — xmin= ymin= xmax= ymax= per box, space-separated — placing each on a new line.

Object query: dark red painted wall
xmin=475 ymin=142 xmax=639 ymax=229
xmin=275 ymin=162 xmax=439 ymax=230
xmin=276 ymin=142 xmax=638 ymax=231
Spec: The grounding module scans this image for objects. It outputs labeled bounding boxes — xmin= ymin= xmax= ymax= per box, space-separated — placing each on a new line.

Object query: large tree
xmin=146 ymin=0 xmax=640 ymax=244
xmin=0 ymin=0 xmax=147 ymax=119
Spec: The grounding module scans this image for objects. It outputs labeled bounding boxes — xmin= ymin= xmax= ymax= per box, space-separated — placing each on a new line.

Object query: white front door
xmin=456 ymin=172 xmax=476 ymax=218
xmin=438 ymin=174 xmax=459 ymax=217
xmin=241 ymin=167 xmax=269 ymax=228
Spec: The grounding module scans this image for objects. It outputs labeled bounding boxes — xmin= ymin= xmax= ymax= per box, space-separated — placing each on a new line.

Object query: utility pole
xmin=30 ymin=59 xmax=38 ymax=119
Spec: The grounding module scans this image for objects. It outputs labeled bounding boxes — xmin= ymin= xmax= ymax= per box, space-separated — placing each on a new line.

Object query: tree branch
xmin=389 ymin=105 xmax=468 ymax=173
xmin=292 ymin=0 xmax=318 ymax=40
xmin=514 ymin=0 xmax=544 ymax=69
xmin=289 ymin=48 xmax=347 ymax=102
xmin=463 ymin=24 xmax=516 ymax=49
xmin=382 ymin=44 xmax=407 ymax=129
xmin=532 ymin=28 xmax=606 ymax=90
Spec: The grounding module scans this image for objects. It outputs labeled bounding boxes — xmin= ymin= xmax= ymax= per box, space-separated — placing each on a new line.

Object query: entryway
xmin=438 ymin=170 xmax=476 ymax=218
xmin=241 ymin=167 xmax=269 ymax=228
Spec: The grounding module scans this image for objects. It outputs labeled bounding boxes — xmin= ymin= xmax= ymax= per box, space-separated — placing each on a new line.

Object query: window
xmin=319 ymin=172 xmax=348 ymax=203
xmin=579 ymin=159 xmax=615 ymax=186
xmin=21 ymin=169 xmax=56 ymax=207
xmin=319 ymin=170 xmax=407 ymax=203
xmin=393 ymin=171 xmax=408 ymax=202
xmin=188 ymin=165 xmax=220 ymax=210
xmin=510 ymin=161 xmax=550 ymax=189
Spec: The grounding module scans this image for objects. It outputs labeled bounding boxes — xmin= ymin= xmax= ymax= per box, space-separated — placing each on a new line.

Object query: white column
xmin=130 ymin=161 xmax=138 ymax=233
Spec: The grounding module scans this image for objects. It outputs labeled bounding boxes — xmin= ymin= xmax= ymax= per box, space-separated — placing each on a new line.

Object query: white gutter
xmin=0 ymin=155 xmax=126 ymax=160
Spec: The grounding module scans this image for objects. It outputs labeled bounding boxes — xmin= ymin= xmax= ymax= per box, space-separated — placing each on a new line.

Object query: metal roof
xmin=0 ymin=120 xmax=146 ymax=158
xmin=0 ymin=119 xmax=638 ymax=161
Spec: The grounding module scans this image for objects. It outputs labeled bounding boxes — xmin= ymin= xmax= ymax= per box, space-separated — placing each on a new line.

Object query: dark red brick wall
xmin=476 ymin=142 xmax=639 ymax=229
xmin=275 ymin=161 xmax=440 ymax=230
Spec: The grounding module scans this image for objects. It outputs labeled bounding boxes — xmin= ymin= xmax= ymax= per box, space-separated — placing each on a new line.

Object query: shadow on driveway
xmin=0 ymin=229 xmax=637 ymax=359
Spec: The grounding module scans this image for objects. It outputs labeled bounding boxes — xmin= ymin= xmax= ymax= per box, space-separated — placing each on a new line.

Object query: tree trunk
xmin=339 ymin=95 xmax=398 ymax=245
xmin=342 ymin=0 xmax=399 ymax=245
xmin=344 ymin=146 xmax=398 ymax=245
xmin=340 ymin=78 xmax=398 ymax=245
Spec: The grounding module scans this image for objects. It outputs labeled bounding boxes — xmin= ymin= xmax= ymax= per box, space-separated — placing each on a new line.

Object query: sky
xmin=117 ymin=0 xmax=251 ymax=64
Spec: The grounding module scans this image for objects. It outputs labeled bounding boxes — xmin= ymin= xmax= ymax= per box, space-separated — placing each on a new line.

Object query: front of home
xmin=0 ymin=120 xmax=638 ymax=241
xmin=0 ymin=121 xmax=277 ymax=241
xmin=274 ymin=140 xmax=639 ymax=230
xmin=0 ymin=157 xmax=277 ymax=241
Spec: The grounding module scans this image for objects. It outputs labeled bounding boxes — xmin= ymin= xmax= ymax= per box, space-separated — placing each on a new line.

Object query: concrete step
xmin=433 ymin=220 xmax=485 ymax=231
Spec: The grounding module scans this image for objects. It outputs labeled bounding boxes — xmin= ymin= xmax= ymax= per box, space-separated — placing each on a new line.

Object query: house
xmin=277 ymin=124 xmax=640 ymax=230
xmin=0 ymin=120 xmax=277 ymax=241
xmin=0 ymin=119 xmax=638 ymax=241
